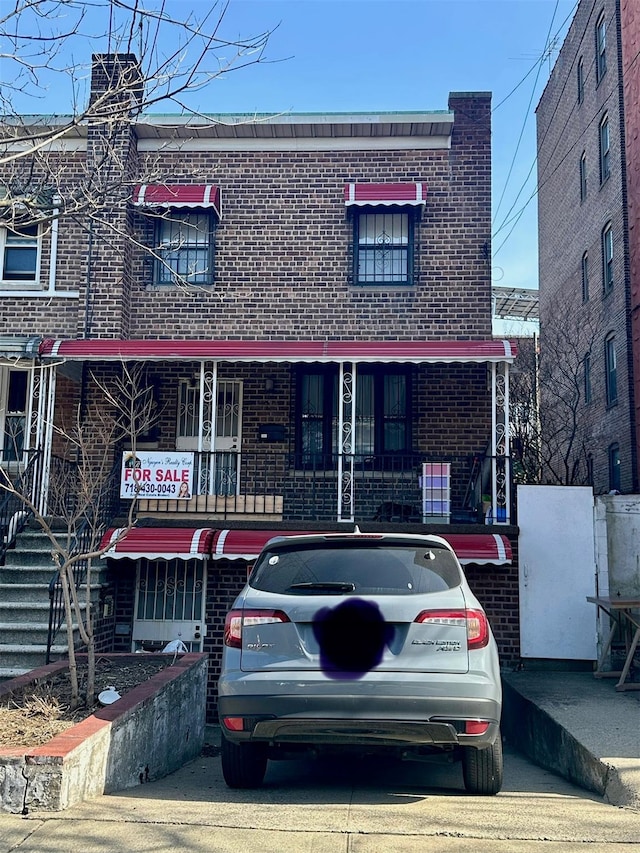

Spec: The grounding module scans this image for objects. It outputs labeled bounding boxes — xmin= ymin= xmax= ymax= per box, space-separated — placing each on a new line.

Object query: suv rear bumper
xmin=218 ymin=693 xmax=501 ymax=750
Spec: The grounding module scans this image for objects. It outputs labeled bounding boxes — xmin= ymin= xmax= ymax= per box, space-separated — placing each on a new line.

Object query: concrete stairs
xmin=0 ymin=527 xmax=104 ymax=680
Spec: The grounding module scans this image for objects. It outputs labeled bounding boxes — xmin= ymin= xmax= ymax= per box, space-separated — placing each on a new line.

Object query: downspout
xmin=83 ymin=221 xmax=94 ymax=338
xmin=47 ymin=200 xmax=60 ymax=294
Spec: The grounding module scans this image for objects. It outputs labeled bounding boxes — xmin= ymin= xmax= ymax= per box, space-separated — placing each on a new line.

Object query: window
xmin=602 ymin=222 xmax=613 ymax=292
xmin=1 ymin=370 xmax=28 ymax=462
xmin=596 ymin=11 xmax=607 ymax=83
xmin=582 ymin=251 xmax=589 ymax=302
xmin=580 ymin=152 xmax=587 ymax=202
xmin=154 ymin=212 xmax=214 ymax=286
xmin=584 ymin=352 xmax=592 ymax=404
xmin=586 ymin=453 xmax=594 ymax=486
xmin=353 ymin=210 xmax=415 ymax=286
xmin=0 ymin=224 xmax=39 ymax=283
xmin=577 ymin=56 xmax=585 ymax=103
xmin=599 ymin=115 xmax=610 ymax=183
xmin=605 ymin=333 xmax=617 ymax=407
xmin=296 ymin=366 xmax=411 ymax=467
xmin=608 ymin=443 xmax=620 ymax=492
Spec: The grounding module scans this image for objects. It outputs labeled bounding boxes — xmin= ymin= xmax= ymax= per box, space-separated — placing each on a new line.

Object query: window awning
xmin=344 ymin=183 xmax=427 ymax=207
xmin=39 ymin=338 xmax=517 ymax=364
xmin=210 ymin=529 xmax=512 ymax=566
xmin=100 ymin=527 xmax=215 ymax=560
xmin=132 ymin=184 xmax=221 ymax=218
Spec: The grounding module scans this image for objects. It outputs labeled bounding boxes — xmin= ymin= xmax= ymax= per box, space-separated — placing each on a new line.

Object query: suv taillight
xmin=415 ymin=609 xmax=490 ymax=650
xmin=224 ymin=609 xmax=291 ymax=648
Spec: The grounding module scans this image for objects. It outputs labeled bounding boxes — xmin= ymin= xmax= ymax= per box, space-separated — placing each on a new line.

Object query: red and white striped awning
xmin=100 ymin=527 xmax=215 ymax=560
xmin=98 ymin=527 xmax=511 ymax=565
xmin=344 ymin=183 xmax=427 ymax=207
xmin=39 ymin=339 xmax=516 ymax=364
xmin=132 ymin=184 xmax=221 ymax=218
xmin=210 ymin=529 xmax=512 ymax=566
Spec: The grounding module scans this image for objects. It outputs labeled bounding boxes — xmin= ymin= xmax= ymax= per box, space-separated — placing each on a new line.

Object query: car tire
xmin=221 ymin=733 xmax=268 ymax=788
xmin=461 ymin=732 xmax=503 ymax=796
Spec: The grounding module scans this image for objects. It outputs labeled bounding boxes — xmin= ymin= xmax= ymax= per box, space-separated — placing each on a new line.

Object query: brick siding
xmin=537 ymin=0 xmax=638 ymax=492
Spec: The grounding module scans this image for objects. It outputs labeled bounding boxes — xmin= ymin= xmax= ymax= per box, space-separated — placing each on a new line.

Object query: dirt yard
xmin=0 ymin=657 xmax=170 ymax=748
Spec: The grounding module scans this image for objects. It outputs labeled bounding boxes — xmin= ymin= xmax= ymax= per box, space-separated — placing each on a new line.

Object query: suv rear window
xmin=249 ymin=542 xmax=462 ymax=595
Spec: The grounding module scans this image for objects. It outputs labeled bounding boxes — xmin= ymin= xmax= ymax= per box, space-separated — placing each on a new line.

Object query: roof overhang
xmin=0 ymin=335 xmax=42 ymax=359
xmin=39 ymin=339 xmax=517 ymax=364
xmin=133 ymin=111 xmax=455 ymax=142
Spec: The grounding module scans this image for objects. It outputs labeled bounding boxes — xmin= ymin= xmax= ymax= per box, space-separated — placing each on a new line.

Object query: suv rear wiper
xmin=287 ymin=581 xmax=356 ymax=592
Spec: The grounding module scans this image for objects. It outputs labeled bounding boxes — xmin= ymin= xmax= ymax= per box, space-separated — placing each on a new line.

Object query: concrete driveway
xmin=1 ymin=743 xmax=639 ymax=852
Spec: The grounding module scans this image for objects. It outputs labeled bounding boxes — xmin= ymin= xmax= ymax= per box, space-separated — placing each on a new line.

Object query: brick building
xmin=537 ymin=0 xmax=640 ymax=493
xmin=0 ymin=55 xmax=519 ymax=717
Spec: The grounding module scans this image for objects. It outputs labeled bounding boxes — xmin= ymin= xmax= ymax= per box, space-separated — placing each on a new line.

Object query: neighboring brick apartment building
xmin=537 ymin=0 xmax=640 ymax=493
xmin=0 ymin=55 xmax=519 ymax=717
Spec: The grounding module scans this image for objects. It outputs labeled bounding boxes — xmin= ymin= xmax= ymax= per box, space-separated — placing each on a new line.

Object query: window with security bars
xmin=155 ymin=212 xmax=214 ymax=286
xmin=353 ymin=210 xmax=414 ymax=285
xmin=136 ymin=561 xmax=204 ymax=621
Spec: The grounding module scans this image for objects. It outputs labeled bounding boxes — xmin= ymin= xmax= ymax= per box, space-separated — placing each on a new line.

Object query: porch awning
xmin=132 ymin=184 xmax=221 ymax=218
xmin=99 ymin=527 xmax=512 ymax=565
xmin=344 ymin=183 xmax=427 ymax=207
xmin=39 ymin=339 xmax=517 ymax=364
xmin=210 ymin=529 xmax=512 ymax=566
xmin=100 ymin=527 xmax=215 ymax=560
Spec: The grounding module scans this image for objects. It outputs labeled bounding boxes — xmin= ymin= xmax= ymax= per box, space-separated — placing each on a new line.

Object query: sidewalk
xmin=502 ymin=669 xmax=640 ymax=810
xmin=0 ymin=671 xmax=639 ymax=852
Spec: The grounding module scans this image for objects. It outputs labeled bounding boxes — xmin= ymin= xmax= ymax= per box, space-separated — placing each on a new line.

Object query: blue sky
xmin=6 ymin=0 xmax=578 ymax=325
xmin=205 ymin=0 xmax=577 ymax=307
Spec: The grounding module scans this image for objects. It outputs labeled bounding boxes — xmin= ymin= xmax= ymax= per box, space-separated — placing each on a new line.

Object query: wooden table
xmin=587 ymin=596 xmax=640 ymax=691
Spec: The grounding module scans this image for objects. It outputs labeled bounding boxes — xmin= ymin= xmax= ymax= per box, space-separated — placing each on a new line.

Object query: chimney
xmin=90 ymin=53 xmax=143 ymax=119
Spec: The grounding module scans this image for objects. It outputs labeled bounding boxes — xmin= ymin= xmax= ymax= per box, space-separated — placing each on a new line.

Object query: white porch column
xmin=30 ymin=363 xmax=56 ymax=515
xmin=490 ymin=360 xmax=512 ymax=524
xmin=199 ymin=361 xmax=216 ymax=494
xmin=337 ymin=362 xmax=356 ymax=523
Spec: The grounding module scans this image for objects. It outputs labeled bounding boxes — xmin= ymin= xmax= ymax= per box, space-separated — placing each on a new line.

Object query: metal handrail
xmin=45 ymin=460 xmax=122 ymax=664
xmin=0 ymin=450 xmax=42 ymax=563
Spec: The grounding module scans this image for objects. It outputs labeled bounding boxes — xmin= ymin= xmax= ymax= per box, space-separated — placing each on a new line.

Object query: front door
xmin=132 ymin=559 xmax=207 ymax=652
xmin=176 ymin=378 xmax=243 ymax=494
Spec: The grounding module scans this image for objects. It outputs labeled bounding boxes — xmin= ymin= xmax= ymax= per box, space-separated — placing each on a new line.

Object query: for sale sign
xmin=121 ymin=451 xmax=195 ymax=500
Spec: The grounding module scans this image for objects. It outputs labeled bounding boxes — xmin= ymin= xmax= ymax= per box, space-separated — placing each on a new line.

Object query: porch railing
xmin=135 ymin=450 xmax=511 ymax=524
